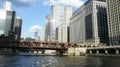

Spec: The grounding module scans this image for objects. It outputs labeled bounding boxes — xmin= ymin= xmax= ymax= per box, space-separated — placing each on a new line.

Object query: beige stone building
xmin=107 ymin=0 xmax=120 ymax=45
xmin=70 ymin=0 xmax=109 ymax=45
xmin=60 ymin=5 xmax=72 ymax=42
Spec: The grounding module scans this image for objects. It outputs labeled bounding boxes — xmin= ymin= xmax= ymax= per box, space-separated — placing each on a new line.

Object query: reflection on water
xmin=0 ymin=55 xmax=120 ymax=67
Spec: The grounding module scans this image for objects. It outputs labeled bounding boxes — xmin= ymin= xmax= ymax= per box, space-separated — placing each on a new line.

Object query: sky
xmin=0 ymin=0 xmax=87 ymax=39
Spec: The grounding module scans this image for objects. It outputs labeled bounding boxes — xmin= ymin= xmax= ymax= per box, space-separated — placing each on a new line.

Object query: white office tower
xmin=60 ymin=5 xmax=72 ymax=42
xmin=50 ymin=4 xmax=64 ymax=41
xmin=3 ymin=0 xmax=12 ymax=11
xmin=41 ymin=27 xmax=45 ymax=41
xmin=45 ymin=14 xmax=51 ymax=42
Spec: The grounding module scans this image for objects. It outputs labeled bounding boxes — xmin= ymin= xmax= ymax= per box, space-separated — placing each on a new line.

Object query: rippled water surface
xmin=0 ymin=55 xmax=120 ymax=67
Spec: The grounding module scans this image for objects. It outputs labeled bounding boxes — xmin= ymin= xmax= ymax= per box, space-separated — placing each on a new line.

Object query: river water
xmin=0 ymin=55 xmax=120 ymax=67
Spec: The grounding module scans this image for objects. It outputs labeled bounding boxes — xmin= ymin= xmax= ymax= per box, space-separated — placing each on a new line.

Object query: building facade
xmin=61 ymin=5 xmax=72 ymax=42
xmin=3 ymin=0 xmax=12 ymax=10
xmin=45 ymin=14 xmax=51 ymax=42
xmin=0 ymin=0 xmax=22 ymax=41
xmin=15 ymin=17 xmax=22 ymax=40
xmin=5 ymin=11 xmax=16 ymax=36
xmin=70 ymin=0 xmax=109 ymax=45
xmin=34 ymin=32 xmax=39 ymax=41
xmin=85 ymin=0 xmax=108 ymax=44
xmin=70 ymin=5 xmax=85 ymax=43
xmin=41 ymin=27 xmax=45 ymax=41
xmin=0 ymin=9 xmax=7 ymax=36
xmin=0 ymin=10 xmax=16 ymax=37
xmin=50 ymin=4 xmax=64 ymax=41
xmin=107 ymin=0 xmax=120 ymax=45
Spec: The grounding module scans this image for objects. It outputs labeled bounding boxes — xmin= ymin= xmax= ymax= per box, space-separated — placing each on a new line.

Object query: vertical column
xmin=105 ymin=50 xmax=108 ymax=54
xmin=96 ymin=50 xmax=99 ymax=54
xmin=116 ymin=49 xmax=119 ymax=54
xmin=89 ymin=50 xmax=92 ymax=54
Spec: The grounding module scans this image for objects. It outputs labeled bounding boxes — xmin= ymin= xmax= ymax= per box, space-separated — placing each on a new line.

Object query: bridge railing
xmin=0 ymin=40 xmax=78 ymax=49
xmin=19 ymin=41 xmax=77 ymax=49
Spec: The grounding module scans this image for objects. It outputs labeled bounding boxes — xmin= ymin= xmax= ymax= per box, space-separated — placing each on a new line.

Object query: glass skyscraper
xmin=0 ymin=9 xmax=6 ymax=36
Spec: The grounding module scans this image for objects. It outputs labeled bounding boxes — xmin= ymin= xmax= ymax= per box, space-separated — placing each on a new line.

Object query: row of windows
xmin=85 ymin=14 xmax=93 ymax=39
xmin=97 ymin=11 xmax=108 ymax=39
xmin=107 ymin=0 xmax=120 ymax=4
xmin=108 ymin=6 xmax=119 ymax=14
xmin=96 ymin=5 xmax=106 ymax=11
xmin=110 ymin=35 xmax=120 ymax=42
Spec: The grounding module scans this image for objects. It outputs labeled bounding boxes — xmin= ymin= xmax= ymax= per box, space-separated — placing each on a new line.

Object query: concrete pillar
xmin=38 ymin=51 xmax=42 ymax=54
xmin=75 ymin=48 xmax=80 ymax=55
xmin=96 ymin=50 xmax=99 ymax=54
xmin=89 ymin=50 xmax=92 ymax=54
xmin=116 ymin=50 xmax=119 ymax=54
xmin=34 ymin=51 xmax=37 ymax=53
xmin=68 ymin=48 xmax=75 ymax=55
xmin=105 ymin=50 xmax=108 ymax=54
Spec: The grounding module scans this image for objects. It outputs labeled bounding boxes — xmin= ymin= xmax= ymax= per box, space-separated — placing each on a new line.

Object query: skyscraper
xmin=60 ymin=5 xmax=72 ymax=42
xmin=41 ymin=27 xmax=45 ymax=41
xmin=3 ymin=0 xmax=12 ymax=10
xmin=45 ymin=14 xmax=51 ymax=42
xmin=0 ymin=0 xmax=16 ymax=37
xmin=0 ymin=9 xmax=7 ymax=36
xmin=70 ymin=5 xmax=85 ymax=43
xmin=5 ymin=11 xmax=16 ymax=36
xmin=0 ymin=0 xmax=22 ymax=41
xmin=107 ymin=0 xmax=120 ymax=45
xmin=85 ymin=0 xmax=108 ymax=44
xmin=15 ymin=17 xmax=22 ymax=40
xmin=34 ymin=32 xmax=38 ymax=41
xmin=50 ymin=4 xmax=64 ymax=41
xmin=70 ymin=0 xmax=109 ymax=45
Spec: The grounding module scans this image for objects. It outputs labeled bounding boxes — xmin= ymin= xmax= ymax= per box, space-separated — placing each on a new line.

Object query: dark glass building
xmin=15 ymin=18 xmax=22 ymax=41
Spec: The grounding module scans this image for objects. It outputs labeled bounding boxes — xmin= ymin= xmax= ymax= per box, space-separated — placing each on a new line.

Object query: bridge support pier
xmin=96 ymin=50 xmax=99 ymax=54
xmin=33 ymin=51 xmax=37 ymax=53
xmin=105 ymin=50 xmax=108 ymax=54
xmin=89 ymin=50 xmax=92 ymax=54
xmin=116 ymin=50 xmax=119 ymax=54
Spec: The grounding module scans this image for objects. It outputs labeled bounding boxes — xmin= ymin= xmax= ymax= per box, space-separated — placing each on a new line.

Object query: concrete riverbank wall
xmin=86 ymin=46 xmax=120 ymax=57
xmin=67 ymin=47 xmax=120 ymax=57
xmin=67 ymin=47 xmax=87 ymax=56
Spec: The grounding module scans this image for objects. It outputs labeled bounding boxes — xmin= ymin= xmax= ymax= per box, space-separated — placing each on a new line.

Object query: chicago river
xmin=0 ymin=55 xmax=120 ymax=67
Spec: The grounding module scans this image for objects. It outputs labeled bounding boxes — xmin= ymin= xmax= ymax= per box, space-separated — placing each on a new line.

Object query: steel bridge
xmin=0 ymin=40 xmax=77 ymax=51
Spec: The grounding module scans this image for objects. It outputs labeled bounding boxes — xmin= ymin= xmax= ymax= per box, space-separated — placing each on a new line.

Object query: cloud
xmin=28 ymin=25 xmax=43 ymax=33
xmin=43 ymin=0 xmax=84 ymax=8
xmin=0 ymin=0 xmax=37 ymax=8
xmin=10 ymin=0 xmax=37 ymax=7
